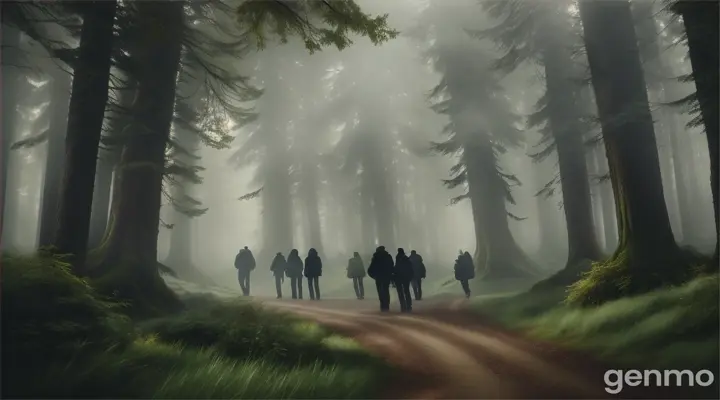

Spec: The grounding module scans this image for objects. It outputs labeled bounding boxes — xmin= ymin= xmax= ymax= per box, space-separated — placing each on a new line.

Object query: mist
xmin=2 ymin=0 xmax=715 ymax=298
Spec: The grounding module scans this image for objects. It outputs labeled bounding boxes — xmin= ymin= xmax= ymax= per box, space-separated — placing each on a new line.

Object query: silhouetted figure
xmin=368 ymin=246 xmax=394 ymax=311
xmin=409 ymin=250 xmax=426 ymax=300
xmin=304 ymin=248 xmax=322 ymax=300
xmin=270 ymin=252 xmax=287 ymax=299
xmin=394 ymin=248 xmax=414 ymax=312
xmin=347 ymin=252 xmax=366 ymax=299
xmin=286 ymin=249 xmax=304 ymax=299
xmin=454 ymin=251 xmax=475 ymax=298
xmin=234 ymin=246 xmax=256 ymax=296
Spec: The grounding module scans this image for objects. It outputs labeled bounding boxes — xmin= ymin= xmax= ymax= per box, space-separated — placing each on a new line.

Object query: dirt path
xmin=258 ymin=296 xmax=705 ymax=400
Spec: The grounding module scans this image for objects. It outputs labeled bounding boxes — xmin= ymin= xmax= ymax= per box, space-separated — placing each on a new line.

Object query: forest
xmin=1 ymin=0 xmax=718 ymax=399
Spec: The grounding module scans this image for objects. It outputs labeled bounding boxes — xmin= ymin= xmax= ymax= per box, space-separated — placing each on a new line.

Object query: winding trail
xmin=257 ymin=296 xmax=700 ymax=399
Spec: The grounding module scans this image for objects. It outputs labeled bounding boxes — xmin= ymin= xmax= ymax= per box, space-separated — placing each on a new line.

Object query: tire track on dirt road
xmin=264 ymin=300 xmax=606 ymax=399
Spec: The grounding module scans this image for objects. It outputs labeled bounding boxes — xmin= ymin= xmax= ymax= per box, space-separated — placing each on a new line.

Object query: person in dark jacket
xmin=408 ymin=250 xmax=426 ymax=300
xmin=394 ymin=248 xmax=414 ymax=312
xmin=454 ymin=251 xmax=475 ymax=298
xmin=347 ymin=252 xmax=366 ymax=299
xmin=367 ymin=246 xmax=394 ymax=311
xmin=234 ymin=246 xmax=256 ymax=296
xmin=304 ymin=248 xmax=322 ymax=300
xmin=286 ymin=249 xmax=304 ymax=299
xmin=270 ymin=252 xmax=287 ymax=299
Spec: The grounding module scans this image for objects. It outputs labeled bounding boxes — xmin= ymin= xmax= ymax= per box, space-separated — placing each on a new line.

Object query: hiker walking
xmin=234 ymin=246 xmax=256 ymax=296
xmin=304 ymin=248 xmax=323 ymax=300
xmin=394 ymin=248 xmax=414 ymax=312
xmin=409 ymin=250 xmax=426 ymax=300
xmin=286 ymin=249 xmax=304 ymax=299
xmin=347 ymin=252 xmax=366 ymax=299
xmin=368 ymin=246 xmax=394 ymax=311
xmin=454 ymin=251 xmax=475 ymax=298
xmin=270 ymin=252 xmax=287 ymax=299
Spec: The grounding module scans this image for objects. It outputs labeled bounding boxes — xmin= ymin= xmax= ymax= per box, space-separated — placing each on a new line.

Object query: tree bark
xmin=96 ymin=1 xmax=185 ymax=316
xmin=38 ymin=67 xmax=71 ymax=247
xmin=674 ymin=0 xmax=719 ymax=261
xmin=574 ymin=0 xmax=682 ymax=304
xmin=53 ymin=1 xmax=118 ymax=272
xmin=88 ymin=83 xmax=134 ymax=249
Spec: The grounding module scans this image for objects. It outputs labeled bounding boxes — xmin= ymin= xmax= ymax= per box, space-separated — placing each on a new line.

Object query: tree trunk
xmin=262 ymin=154 xmax=294 ymax=257
xmin=300 ymin=161 xmax=323 ymax=254
xmin=586 ymin=145 xmax=605 ymax=249
xmin=634 ymin=1 xmax=684 ymax=240
xmin=674 ymin=0 xmax=719 ymax=261
xmin=593 ymin=145 xmax=618 ymax=253
xmin=88 ymin=83 xmax=135 ymax=249
xmin=360 ymin=180 xmax=376 ymax=253
xmin=542 ymin=33 xmax=602 ymax=266
xmin=0 ymin=24 xmax=22 ymax=247
xmin=38 ymin=67 xmax=71 ymax=247
xmin=53 ymin=1 xmax=118 ymax=272
xmin=96 ymin=1 xmax=184 ymax=316
xmin=467 ymin=144 xmax=539 ymax=280
xmin=572 ymin=0 xmax=683 ymax=305
xmin=533 ymin=154 xmax=566 ymax=259
xmin=467 ymin=159 xmax=488 ymax=270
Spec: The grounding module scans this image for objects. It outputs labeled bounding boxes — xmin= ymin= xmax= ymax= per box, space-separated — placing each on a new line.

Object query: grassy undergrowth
xmin=472 ymin=274 xmax=720 ymax=373
xmin=2 ymin=253 xmax=387 ymax=399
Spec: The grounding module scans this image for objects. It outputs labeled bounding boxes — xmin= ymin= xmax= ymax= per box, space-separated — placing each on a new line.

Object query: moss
xmin=565 ymin=246 xmax=706 ymax=307
xmin=92 ymin=262 xmax=184 ymax=319
xmin=532 ymin=275 xmax=719 ymax=373
xmin=473 ymin=275 xmax=719 ymax=379
xmin=1 ymin=253 xmax=134 ymax=363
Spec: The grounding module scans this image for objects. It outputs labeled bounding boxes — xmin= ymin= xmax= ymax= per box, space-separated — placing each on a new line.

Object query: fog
xmin=3 ymin=0 xmax=716 ymax=296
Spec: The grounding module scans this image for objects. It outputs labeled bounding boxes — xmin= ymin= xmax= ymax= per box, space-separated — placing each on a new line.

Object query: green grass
xmin=472 ymin=274 xmax=720 ymax=372
xmin=2 ymin=253 xmax=388 ymax=399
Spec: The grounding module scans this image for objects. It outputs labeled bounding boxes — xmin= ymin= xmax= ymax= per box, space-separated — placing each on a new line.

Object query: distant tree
xmin=37 ymin=65 xmax=71 ymax=248
xmin=633 ymin=0 xmax=691 ymax=242
xmin=480 ymin=0 xmax=602 ymax=274
xmin=0 ymin=21 xmax=26 ymax=245
xmin=416 ymin=0 xmax=540 ymax=280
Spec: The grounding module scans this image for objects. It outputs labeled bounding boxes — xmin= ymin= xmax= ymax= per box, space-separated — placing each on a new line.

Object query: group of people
xmin=365 ymin=246 xmax=427 ymax=312
xmin=233 ymin=245 xmax=475 ymax=310
xmin=234 ymin=246 xmax=323 ymax=300
xmin=269 ymin=248 xmax=323 ymax=300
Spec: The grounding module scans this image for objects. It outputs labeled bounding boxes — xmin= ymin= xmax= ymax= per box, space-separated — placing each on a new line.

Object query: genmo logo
xmin=604 ymin=369 xmax=716 ymax=394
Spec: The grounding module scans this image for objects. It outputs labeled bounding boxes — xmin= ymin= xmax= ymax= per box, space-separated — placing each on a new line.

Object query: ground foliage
xmin=1 ymin=254 xmax=387 ymax=399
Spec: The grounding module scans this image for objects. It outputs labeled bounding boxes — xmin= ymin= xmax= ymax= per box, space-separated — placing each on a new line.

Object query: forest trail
xmin=259 ymin=297 xmax=686 ymax=399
